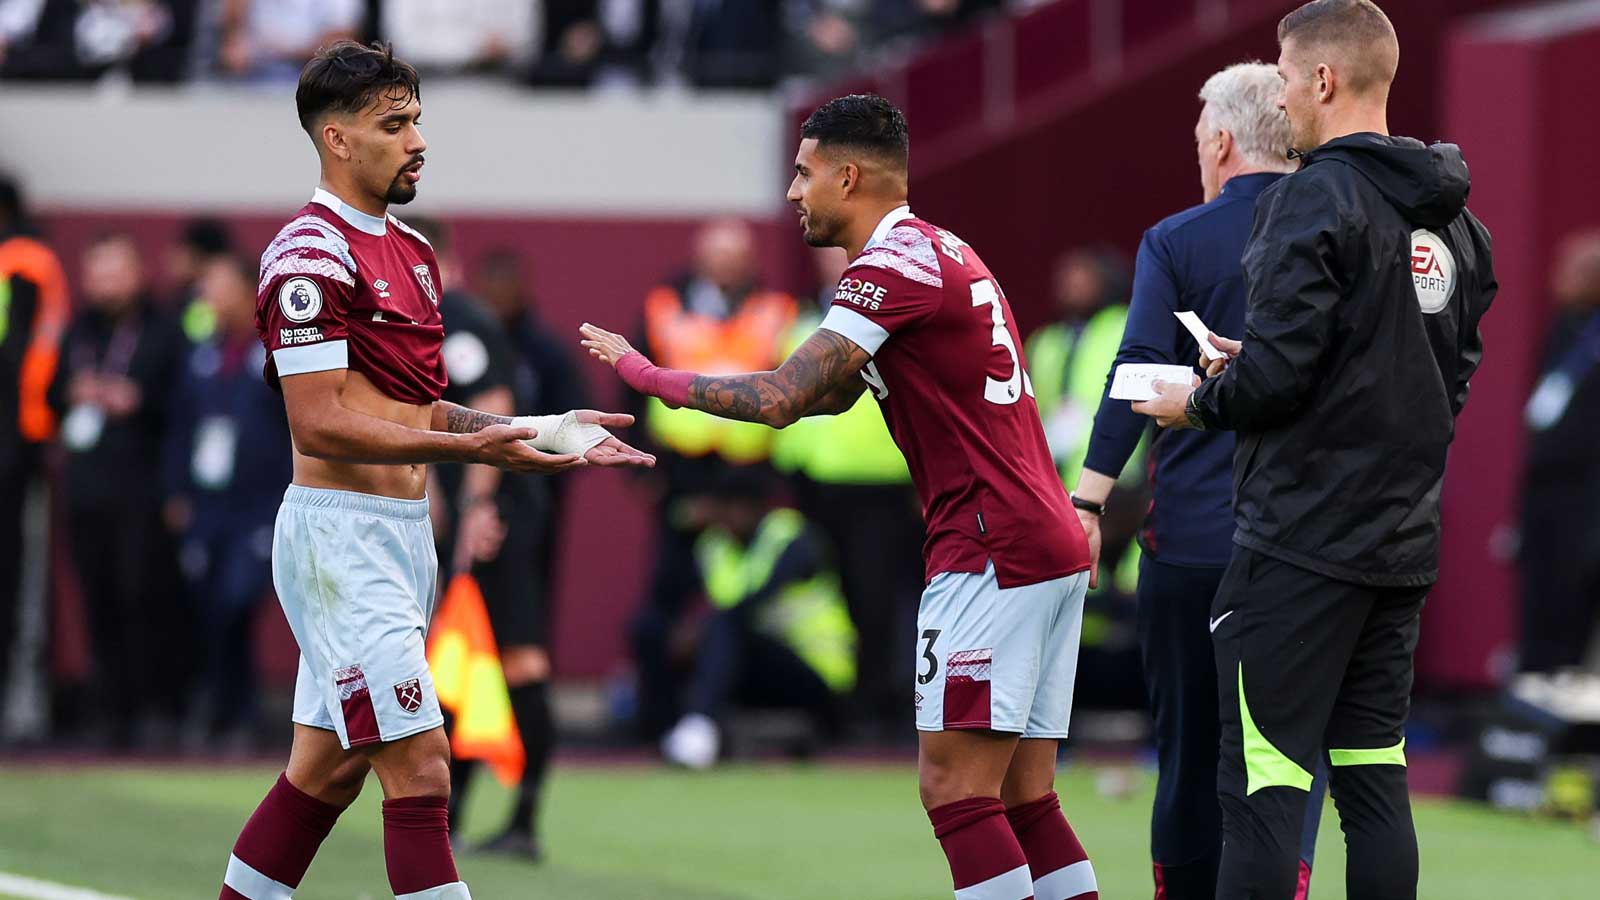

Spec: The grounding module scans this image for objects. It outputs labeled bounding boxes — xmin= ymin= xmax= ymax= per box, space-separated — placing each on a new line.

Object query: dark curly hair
xmin=295 ymin=41 xmax=421 ymax=136
xmin=800 ymin=94 xmax=909 ymax=168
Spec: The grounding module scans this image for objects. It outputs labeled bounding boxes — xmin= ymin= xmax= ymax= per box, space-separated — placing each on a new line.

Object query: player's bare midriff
xmin=291 ymin=369 xmax=432 ymax=500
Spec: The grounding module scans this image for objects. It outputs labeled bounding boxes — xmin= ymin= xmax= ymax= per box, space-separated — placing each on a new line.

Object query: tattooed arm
xmin=432 ymin=396 xmax=513 ymax=434
xmin=580 ymin=324 xmax=872 ymax=429
xmin=804 ymin=376 xmax=871 ymax=417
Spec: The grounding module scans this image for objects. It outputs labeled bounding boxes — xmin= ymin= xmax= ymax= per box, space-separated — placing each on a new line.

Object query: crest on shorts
xmin=413 ymin=264 xmax=439 ymax=305
xmin=394 ymin=678 xmax=423 ymax=714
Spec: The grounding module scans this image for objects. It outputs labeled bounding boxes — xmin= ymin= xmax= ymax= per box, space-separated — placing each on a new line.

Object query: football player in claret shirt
xmin=217 ymin=41 xmax=653 ymax=900
xmin=582 ymin=95 xmax=1100 ymax=900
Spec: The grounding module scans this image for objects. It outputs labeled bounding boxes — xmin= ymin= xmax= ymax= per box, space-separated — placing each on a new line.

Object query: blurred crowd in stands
xmin=0 ymin=0 xmax=1022 ymax=90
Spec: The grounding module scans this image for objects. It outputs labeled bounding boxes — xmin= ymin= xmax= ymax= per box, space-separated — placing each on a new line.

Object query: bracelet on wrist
xmin=1070 ymin=494 xmax=1107 ymax=517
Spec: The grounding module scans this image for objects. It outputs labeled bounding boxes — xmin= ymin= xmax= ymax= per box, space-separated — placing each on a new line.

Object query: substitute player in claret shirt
xmin=583 ymin=94 xmax=1100 ymax=900
xmin=217 ymin=41 xmax=653 ymax=900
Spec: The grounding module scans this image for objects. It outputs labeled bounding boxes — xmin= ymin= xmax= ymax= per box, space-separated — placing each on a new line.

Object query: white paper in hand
xmin=1175 ymin=310 xmax=1228 ymax=361
xmin=1110 ymin=364 xmax=1198 ymax=401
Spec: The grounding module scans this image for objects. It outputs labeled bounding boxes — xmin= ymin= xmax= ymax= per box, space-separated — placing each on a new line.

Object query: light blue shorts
xmin=914 ymin=561 xmax=1088 ymax=738
xmin=273 ymin=485 xmax=442 ymax=749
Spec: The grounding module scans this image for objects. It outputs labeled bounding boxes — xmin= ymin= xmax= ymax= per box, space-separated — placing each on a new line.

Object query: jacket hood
xmin=1302 ymin=133 xmax=1471 ymax=230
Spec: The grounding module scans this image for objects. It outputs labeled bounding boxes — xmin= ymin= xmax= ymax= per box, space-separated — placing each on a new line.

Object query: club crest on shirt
xmin=413 ymin=264 xmax=439 ymax=305
xmin=279 ymin=276 xmax=323 ymax=323
xmin=394 ymin=678 xmax=423 ymax=714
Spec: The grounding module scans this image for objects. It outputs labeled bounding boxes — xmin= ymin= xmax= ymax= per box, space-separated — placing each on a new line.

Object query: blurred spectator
xmin=528 ymin=0 xmax=661 ymax=87
xmin=661 ymin=466 xmax=853 ymax=768
xmin=871 ymin=0 xmax=1003 ymax=46
xmin=474 ymin=247 xmax=589 ymax=597
xmin=162 ymin=217 xmax=234 ymax=340
xmin=414 ymin=221 xmax=559 ymax=861
xmin=1026 ymin=245 xmax=1136 ymax=493
xmin=771 ymin=246 xmax=922 ymax=735
xmin=0 ymin=174 xmax=67 ymax=735
xmin=209 ymin=0 xmax=362 ymax=82
xmin=0 ymin=0 xmax=199 ymax=82
xmin=162 ymin=254 xmax=289 ymax=750
xmin=629 ymin=218 xmax=796 ymax=740
xmin=1025 ymin=246 xmax=1145 ymax=702
xmin=48 ymin=231 xmax=189 ymax=749
xmin=382 ymin=0 xmax=536 ymax=76
xmin=1519 ymin=230 xmax=1600 ymax=675
xmin=781 ymin=0 xmax=867 ymax=84
xmin=657 ymin=0 xmax=782 ymax=89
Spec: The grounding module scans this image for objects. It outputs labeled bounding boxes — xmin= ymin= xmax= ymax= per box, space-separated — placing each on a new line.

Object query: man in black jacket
xmin=1133 ymin=3 xmax=1495 ymax=898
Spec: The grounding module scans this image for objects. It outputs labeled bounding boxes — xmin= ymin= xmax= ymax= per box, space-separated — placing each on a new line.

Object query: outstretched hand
xmin=572 ymin=410 xmax=656 ymax=467
xmin=579 ymin=324 xmax=636 ymax=367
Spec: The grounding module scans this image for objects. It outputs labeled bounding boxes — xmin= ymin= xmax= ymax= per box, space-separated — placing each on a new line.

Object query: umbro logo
xmin=374 ymin=279 xmax=391 ymax=298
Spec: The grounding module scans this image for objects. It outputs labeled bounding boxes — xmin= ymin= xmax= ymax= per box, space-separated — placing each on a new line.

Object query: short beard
xmin=801 ymin=210 xmax=842 ymax=248
xmin=385 ymin=180 xmax=418 ymax=205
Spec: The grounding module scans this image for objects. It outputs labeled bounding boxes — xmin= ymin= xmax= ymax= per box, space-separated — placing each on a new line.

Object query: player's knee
xmin=322 ymin=757 xmax=372 ymax=807
xmin=918 ymin=759 xmax=982 ymax=811
xmin=369 ymin=729 xmax=454 ymax=799
xmin=291 ymin=755 xmax=371 ymax=808
xmin=999 ymin=776 xmax=1052 ymax=810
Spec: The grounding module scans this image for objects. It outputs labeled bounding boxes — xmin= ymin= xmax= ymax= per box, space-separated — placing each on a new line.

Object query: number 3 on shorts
xmin=918 ymin=628 xmax=942 ymax=685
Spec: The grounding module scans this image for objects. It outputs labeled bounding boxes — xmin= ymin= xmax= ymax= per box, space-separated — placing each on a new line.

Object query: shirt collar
xmin=311 ymin=187 xmax=387 ymax=236
xmin=1219 ymin=171 xmax=1285 ymax=200
xmin=864 ymin=204 xmax=915 ymax=250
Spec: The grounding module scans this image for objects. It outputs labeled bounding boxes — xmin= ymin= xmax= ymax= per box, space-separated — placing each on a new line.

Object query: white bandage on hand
xmin=510 ymin=412 xmax=611 ymax=456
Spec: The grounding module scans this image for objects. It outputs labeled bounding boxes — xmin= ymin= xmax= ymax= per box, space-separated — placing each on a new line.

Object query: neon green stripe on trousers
xmin=1238 ymin=664 xmax=1314 ymax=796
xmin=1329 ymin=739 xmax=1407 ymax=767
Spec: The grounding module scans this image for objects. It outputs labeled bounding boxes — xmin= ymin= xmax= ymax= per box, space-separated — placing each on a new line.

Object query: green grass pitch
xmin=0 ymin=762 xmax=1592 ymax=898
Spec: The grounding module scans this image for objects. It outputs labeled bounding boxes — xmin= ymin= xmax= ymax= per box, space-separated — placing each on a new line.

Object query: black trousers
xmin=1518 ymin=486 xmax=1600 ymax=673
xmin=183 ymin=524 xmax=272 ymax=733
xmin=1138 ymin=555 xmax=1324 ymax=900
xmin=66 ymin=495 xmax=191 ymax=736
xmin=1212 ymin=547 xmax=1424 ymax=900
xmin=0 ymin=461 xmax=27 ymax=704
xmin=630 ymin=504 xmax=704 ymax=740
xmin=794 ymin=480 xmax=924 ymax=728
xmin=686 ymin=606 xmax=836 ymax=727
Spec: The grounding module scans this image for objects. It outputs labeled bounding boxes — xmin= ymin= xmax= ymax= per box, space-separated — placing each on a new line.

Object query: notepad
xmin=1175 ymin=310 xmax=1228 ymax=361
xmin=1109 ymin=364 xmax=1198 ymax=401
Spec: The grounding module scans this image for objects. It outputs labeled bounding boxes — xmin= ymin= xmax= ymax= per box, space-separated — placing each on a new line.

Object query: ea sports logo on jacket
xmin=1409 ymin=230 xmax=1455 ymax=314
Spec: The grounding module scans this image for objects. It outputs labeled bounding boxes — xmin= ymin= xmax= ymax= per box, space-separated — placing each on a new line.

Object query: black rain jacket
xmin=1190 ymin=133 xmax=1496 ymax=587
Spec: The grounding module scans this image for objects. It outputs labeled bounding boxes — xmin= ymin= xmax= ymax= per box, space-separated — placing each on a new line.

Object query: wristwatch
xmin=1070 ymin=494 xmax=1107 ymax=517
xmin=1184 ymin=390 xmax=1208 ymax=431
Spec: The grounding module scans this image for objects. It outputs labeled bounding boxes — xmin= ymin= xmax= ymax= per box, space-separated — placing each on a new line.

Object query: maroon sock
xmin=220 ymin=773 xmax=343 ymax=899
xmin=1006 ymin=792 xmax=1098 ymax=900
xmin=382 ymin=795 xmax=463 ymax=894
xmin=928 ymin=797 xmax=1034 ymax=898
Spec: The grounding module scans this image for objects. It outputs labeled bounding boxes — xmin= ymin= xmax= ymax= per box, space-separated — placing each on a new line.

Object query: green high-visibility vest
xmin=182 ymin=298 xmax=217 ymax=344
xmin=770 ymin=315 xmax=909 ymax=485
xmin=1025 ymin=308 xmax=1145 ymax=489
xmin=0 ymin=276 xmax=11 ymax=346
xmin=695 ymin=508 xmax=857 ymax=693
